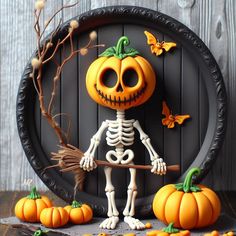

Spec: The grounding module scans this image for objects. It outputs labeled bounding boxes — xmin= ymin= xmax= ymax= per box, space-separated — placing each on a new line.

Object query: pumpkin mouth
xmin=95 ymin=82 xmax=147 ymax=106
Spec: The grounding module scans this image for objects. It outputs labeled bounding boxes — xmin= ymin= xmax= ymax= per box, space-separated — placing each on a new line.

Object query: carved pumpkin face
xmin=86 ymin=36 xmax=156 ymax=110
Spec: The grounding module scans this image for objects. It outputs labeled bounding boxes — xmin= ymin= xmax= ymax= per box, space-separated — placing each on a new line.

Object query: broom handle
xmin=95 ymin=159 xmax=180 ymax=172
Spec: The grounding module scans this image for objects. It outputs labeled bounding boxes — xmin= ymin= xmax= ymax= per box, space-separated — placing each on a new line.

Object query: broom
xmin=48 ymin=144 xmax=180 ymax=192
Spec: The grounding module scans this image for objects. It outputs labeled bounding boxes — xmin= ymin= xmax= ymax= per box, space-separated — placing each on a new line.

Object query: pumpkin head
xmin=146 ymin=222 xmax=190 ymax=236
xmin=153 ymin=168 xmax=221 ymax=229
xmin=14 ymin=186 xmax=53 ymax=223
xmin=64 ymin=200 xmax=93 ymax=224
xmin=40 ymin=207 xmax=69 ymax=228
xmin=86 ymin=36 xmax=156 ymax=110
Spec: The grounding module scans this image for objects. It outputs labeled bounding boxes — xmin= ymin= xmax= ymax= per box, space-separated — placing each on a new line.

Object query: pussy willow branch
xmin=30 ymin=1 xmax=104 ymax=146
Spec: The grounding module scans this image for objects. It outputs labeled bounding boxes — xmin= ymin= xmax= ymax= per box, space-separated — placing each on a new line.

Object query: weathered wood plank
xmin=91 ymin=0 xmax=157 ymax=9
xmin=78 ymin=31 xmax=98 ymax=195
xmin=223 ymin=0 xmax=236 ymax=190
xmin=0 ymin=0 xmax=47 ymax=191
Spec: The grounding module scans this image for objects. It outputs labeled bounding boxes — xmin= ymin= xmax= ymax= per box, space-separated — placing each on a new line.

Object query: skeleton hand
xmin=79 ymin=152 xmax=97 ymax=172
xmin=151 ymin=158 xmax=166 ymax=175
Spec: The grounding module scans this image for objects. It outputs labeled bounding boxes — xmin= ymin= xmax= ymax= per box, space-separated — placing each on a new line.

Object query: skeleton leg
xmin=123 ymin=166 xmax=145 ymax=230
xmin=99 ymin=167 xmax=119 ymax=229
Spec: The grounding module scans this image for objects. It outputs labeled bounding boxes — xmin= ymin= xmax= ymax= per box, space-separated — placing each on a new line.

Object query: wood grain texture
xmin=0 ymin=0 xmax=235 ymax=191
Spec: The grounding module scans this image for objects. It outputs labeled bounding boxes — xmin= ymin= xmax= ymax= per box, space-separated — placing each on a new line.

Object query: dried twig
xmin=30 ymin=0 xmax=104 ymax=146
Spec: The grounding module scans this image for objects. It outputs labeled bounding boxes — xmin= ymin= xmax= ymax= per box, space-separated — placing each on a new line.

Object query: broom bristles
xmin=49 ymin=145 xmax=85 ymax=192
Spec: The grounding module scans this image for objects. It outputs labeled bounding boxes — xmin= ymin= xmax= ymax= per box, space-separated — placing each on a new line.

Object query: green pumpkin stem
xmin=99 ymin=36 xmax=139 ymax=59
xmin=162 ymin=222 xmax=179 ymax=233
xmin=175 ymin=167 xmax=202 ymax=193
xmin=71 ymin=200 xmax=82 ymax=208
xmin=33 ymin=229 xmax=48 ymax=236
xmin=115 ymin=36 xmax=130 ymax=56
xmin=27 ymin=186 xmax=41 ymax=200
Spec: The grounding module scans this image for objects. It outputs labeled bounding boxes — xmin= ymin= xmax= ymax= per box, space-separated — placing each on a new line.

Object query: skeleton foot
xmin=124 ymin=216 xmax=145 ymax=230
xmin=99 ymin=216 xmax=119 ymax=229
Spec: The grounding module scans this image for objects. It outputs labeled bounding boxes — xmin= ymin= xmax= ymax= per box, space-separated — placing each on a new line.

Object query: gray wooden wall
xmin=0 ymin=0 xmax=235 ymax=191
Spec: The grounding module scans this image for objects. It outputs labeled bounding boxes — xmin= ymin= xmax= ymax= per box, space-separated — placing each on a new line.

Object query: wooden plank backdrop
xmin=0 ymin=0 xmax=235 ymax=192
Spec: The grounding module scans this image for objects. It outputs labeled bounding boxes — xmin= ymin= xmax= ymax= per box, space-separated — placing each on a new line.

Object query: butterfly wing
xmin=162 ymin=101 xmax=174 ymax=127
xmin=144 ymin=31 xmax=157 ymax=45
xmin=162 ymin=101 xmax=171 ymax=118
xmin=174 ymin=115 xmax=190 ymax=125
xmin=167 ymin=121 xmax=175 ymax=129
xmin=151 ymin=45 xmax=163 ymax=56
xmin=162 ymin=42 xmax=177 ymax=52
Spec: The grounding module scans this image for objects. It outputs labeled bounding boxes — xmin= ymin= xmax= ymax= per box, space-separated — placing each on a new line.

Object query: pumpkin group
xmin=14 ymin=186 xmax=52 ymax=222
xmin=153 ymin=168 xmax=221 ymax=229
xmin=86 ymin=36 xmax=156 ymax=110
xmin=64 ymin=200 xmax=93 ymax=224
xmin=40 ymin=207 xmax=69 ymax=228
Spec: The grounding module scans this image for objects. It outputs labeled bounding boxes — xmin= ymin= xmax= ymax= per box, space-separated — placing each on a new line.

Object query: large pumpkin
xmin=64 ymin=200 xmax=93 ymax=224
xmin=86 ymin=36 xmax=156 ymax=110
xmin=153 ymin=168 xmax=221 ymax=229
xmin=14 ymin=186 xmax=52 ymax=222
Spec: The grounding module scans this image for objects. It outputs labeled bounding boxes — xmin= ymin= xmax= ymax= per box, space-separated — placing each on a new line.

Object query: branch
xmin=39 ymin=1 xmax=79 ymax=40
xmin=30 ymin=1 xmax=104 ymax=147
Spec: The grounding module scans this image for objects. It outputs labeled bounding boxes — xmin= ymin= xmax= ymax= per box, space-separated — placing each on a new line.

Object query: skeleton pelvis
xmin=106 ymin=149 xmax=134 ymax=164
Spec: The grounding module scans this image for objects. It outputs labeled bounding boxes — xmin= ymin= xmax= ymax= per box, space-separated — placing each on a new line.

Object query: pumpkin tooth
xmin=129 ymin=95 xmax=132 ymax=105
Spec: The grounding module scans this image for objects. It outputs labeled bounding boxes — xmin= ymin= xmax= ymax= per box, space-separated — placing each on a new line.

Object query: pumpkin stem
xmin=115 ymin=36 xmax=130 ymax=56
xmin=162 ymin=222 xmax=179 ymax=233
xmin=99 ymin=36 xmax=139 ymax=59
xmin=175 ymin=167 xmax=202 ymax=193
xmin=27 ymin=186 xmax=41 ymax=200
xmin=33 ymin=229 xmax=47 ymax=236
xmin=183 ymin=167 xmax=201 ymax=192
xmin=71 ymin=200 xmax=82 ymax=208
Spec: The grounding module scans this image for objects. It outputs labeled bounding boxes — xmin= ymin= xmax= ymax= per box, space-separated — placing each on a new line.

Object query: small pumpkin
xmin=64 ymin=200 xmax=93 ymax=224
xmin=15 ymin=186 xmax=52 ymax=222
xmin=145 ymin=222 xmax=153 ymax=229
xmin=204 ymin=231 xmax=220 ymax=236
xmin=223 ymin=232 xmax=234 ymax=236
xmin=153 ymin=168 xmax=221 ymax=229
xmin=146 ymin=223 xmax=190 ymax=236
xmin=40 ymin=207 xmax=69 ymax=228
xmin=86 ymin=36 xmax=156 ymax=110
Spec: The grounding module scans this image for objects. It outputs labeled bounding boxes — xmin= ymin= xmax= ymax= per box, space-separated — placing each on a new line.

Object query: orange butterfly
xmin=162 ymin=101 xmax=190 ymax=129
xmin=144 ymin=31 xmax=177 ymax=56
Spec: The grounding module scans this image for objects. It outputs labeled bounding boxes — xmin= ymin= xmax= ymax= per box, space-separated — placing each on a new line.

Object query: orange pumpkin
xmin=64 ymin=200 xmax=93 ymax=224
xmin=86 ymin=36 xmax=156 ymax=110
xmin=14 ymin=186 xmax=52 ymax=222
xmin=40 ymin=207 xmax=69 ymax=228
xmin=146 ymin=223 xmax=190 ymax=236
xmin=204 ymin=231 xmax=220 ymax=236
xmin=153 ymin=168 xmax=221 ymax=229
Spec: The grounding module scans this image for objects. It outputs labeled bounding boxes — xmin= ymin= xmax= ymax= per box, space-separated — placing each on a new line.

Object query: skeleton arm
xmin=80 ymin=121 xmax=108 ymax=171
xmin=133 ymin=120 xmax=166 ymax=175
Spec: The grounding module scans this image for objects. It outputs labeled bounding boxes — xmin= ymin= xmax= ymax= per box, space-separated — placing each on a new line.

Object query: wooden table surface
xmin=0 ymin=191 xmax=236 ymax=236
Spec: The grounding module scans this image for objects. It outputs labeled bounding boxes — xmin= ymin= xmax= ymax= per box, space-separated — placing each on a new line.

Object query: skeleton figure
xmin=80 ymin=36 xmax=166 ymax=230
